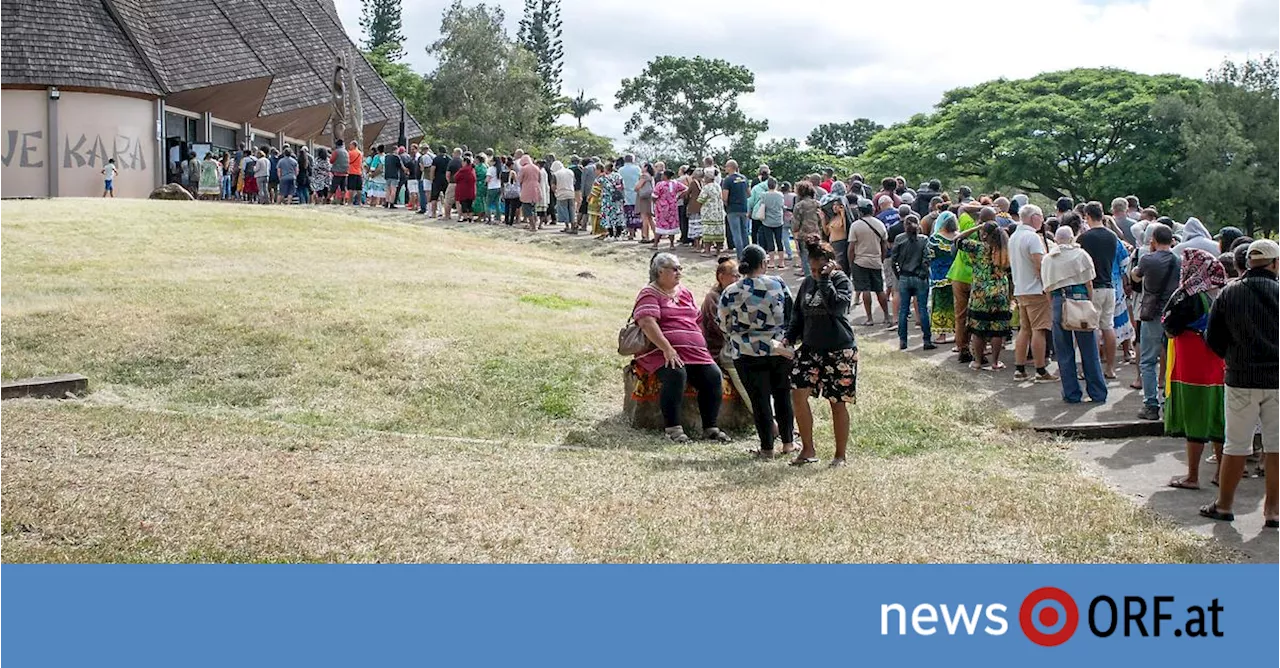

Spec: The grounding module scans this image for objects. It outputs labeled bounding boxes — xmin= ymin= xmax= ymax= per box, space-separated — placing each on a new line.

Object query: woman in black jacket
xmin=784 ymin=237 xmax=858 ymax=467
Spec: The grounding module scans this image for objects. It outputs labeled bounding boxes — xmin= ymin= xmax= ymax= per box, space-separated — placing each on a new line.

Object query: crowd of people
xmin=172 ymin=139 xmax=1276 ymax=528
xmin=615 ymin=163 xmax=1276 ymax=529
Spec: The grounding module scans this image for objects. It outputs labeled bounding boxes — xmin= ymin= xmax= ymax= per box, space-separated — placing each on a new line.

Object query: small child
xmin=101 ymin=158 xmax=117 ymax=197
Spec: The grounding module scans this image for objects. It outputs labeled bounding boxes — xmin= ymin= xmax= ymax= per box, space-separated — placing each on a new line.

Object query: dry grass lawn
xmin=0 ymin=199 xmax=1229 ymax=563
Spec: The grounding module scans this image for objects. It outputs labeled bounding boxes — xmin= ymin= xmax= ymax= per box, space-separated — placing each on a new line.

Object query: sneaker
xmin=1034 ymin=372 xmax=1060 ymax=383
xmin=1137 ymin=405 xmax=1161 ymax=421
xmin=958 ymin=351 xmax=974 ymax=364
xmin=923 ymin=342 xmax=937 ymax=351
xmin=899 ymin=341 xmax=908 ymax=350
xmin=1013 ymin=370 xmax=1029 ymax=381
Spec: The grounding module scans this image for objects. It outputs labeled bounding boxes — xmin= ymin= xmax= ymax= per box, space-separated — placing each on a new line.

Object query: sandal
xmin=1129 ymin=381 xmax=1143 ymax=390
xmin=703 ymin=428 xmax=732 ymax=442
xmin=747 ymin=449 xmax=778 ymax=460
xmin=1265 ymin=519 xmax=1279 ymax=529
xmin=1167 ymin=476 xmax=1200 ymax=490
xmin=664 ymin=427 xmax=689 ymax=443
xmin=828 ymin=458 xmax=847 ymax=468
xmin=1198 ymin=503 xmax=1234 ymax=522
xmin=789 ymin=456 xmax=820 ymax=467
xmin=989 ymin=362 xmax=1006 ymax=371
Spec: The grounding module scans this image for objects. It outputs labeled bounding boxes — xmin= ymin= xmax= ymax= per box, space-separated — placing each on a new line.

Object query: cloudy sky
xmin=334 ymin=0 xmax=1278 ymax=144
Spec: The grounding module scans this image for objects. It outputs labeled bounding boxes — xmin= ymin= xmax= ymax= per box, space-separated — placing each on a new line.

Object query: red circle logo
xmin=1019 ymin=587 xmax=1079 ymax=646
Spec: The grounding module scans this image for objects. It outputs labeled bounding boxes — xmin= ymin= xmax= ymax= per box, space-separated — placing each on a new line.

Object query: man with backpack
xmin=849 ymin=197 xmax=892 ymax=326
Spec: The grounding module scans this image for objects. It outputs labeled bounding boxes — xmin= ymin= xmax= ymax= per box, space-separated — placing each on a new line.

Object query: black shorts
xmin=430 ymin=181 xmax=447 ymax=201
xmin=347 ymin=174 xmax=363 ymax=191
xmin=849 ymin=264 xmax=885 ymax=293
xmin=331 ymin=177 xmax=346 ymax=193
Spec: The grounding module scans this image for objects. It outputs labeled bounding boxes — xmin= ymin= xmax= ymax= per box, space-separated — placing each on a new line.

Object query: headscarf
xmin=1179 ymin=248 xmax=1227 ymax=297
xmin=829 ymin=181 xmax=847 ymax=198
xmin=933 ymin=211 xmax=957 ymax=235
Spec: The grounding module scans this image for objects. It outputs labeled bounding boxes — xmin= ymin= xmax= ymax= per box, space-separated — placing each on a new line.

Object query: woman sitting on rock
xmin=633 ymin=252 xmax=732 ymax=443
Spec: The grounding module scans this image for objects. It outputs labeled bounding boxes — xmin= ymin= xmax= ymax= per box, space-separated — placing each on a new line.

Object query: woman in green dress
xmin=927 ymin=212 xmax=959 ymax=344
xmin=955 ymin=221 xmax=1012 ymax=371
xmin=197 ymin=152 xmax=221 ymax=200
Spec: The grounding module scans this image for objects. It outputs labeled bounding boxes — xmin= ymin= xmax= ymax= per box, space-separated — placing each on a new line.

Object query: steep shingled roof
xmin=1 ymin=0 xmax=422 ymax=141
xmin=0 ymin=0 xmax=163 ymax=96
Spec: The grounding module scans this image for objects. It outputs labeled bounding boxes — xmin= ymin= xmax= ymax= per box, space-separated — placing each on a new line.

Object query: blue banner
xmin=3 ymin=565 xmax=1276 ymax=666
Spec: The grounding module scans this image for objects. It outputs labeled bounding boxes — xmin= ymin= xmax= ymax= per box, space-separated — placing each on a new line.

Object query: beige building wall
xmin=56 ymin=92 xmax=157 ymax=198
xmin=2 ymin=90 xmax=50 ymax=197
xmin=2 ymin=90 xmax=157 ymax=199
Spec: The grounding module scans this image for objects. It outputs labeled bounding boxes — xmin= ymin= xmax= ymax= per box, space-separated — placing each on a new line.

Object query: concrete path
xmin=366 ymin=212 xmax=1279 ymax=561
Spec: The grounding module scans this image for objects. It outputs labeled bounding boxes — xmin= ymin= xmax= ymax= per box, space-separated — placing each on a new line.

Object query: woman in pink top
xmin=651 ymin=168 xmax=687 ymax=249
xmin=633 ymin=252 xmax=731 ymax=443
xmin=518 ymin=155 xmax=542 ymax=228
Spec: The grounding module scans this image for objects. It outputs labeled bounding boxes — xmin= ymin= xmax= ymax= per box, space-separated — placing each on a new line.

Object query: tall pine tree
xmin=517 ymin=0 xmax=564 ymax=125
xmin=360 ymin=0 xmax=405 ymax=62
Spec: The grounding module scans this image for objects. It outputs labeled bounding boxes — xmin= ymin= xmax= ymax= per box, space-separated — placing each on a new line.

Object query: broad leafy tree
xmin=424 ymin=1 xmax=547 ymax=150
xmin=365 ymin=46 xmax=430 ymax=133
xmin=615 ymin=56 xmax=768 ymax=160
xmin=806 ymin=119 xmax=883 ymax=157
xmin=1176 ymin=55 xmax=1278 ymax=234
xmin=857 ymin=69 xmax=1201 ymax=203
xmin=360 ymin=0 xmax=405 ymax=62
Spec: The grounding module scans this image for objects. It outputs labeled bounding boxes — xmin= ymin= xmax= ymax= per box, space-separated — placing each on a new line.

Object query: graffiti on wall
xmin=64 ymin=132 xmax=147 ymax=170
xmin=1 ymin=130 xmax=45 ymax=167
xmin=1 ymin=130 xmax=147 ymax=170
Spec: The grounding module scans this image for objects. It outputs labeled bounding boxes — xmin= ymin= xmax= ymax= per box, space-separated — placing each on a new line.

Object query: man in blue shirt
xmin=721 ymin=159 xmax=751 ymax=259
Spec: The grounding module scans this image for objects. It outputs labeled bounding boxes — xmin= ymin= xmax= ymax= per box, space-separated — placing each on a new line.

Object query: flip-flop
xmin=1265 ymin=519 xmax=1279 ymax=529
xmin=1129 ymin=381 xmax=1143 ymax=390
xmin=828 ymin=458 xmax=847 ymax=469
xmin=747 ymin=449 xmax=778 ymax=459
xmin=789 ymin=457 xmax=820 ymax=467
xmin=1167 ymin=476 xmax=1200 ymax=490
xmin=1198 ymin=503 xmax=1234 ymax=522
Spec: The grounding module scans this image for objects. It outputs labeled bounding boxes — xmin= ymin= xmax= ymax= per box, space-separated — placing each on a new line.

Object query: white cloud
xmin=334 ymin=0 xmax=1278 ymax=143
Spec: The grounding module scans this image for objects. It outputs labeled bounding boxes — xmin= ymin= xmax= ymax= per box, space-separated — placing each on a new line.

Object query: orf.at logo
xmin=1019 ymin=587 xmax=1079 ymax=646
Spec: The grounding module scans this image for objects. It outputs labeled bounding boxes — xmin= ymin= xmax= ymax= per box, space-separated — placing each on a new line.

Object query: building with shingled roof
xmin=1 ymin=0 xmax=424 ymax=198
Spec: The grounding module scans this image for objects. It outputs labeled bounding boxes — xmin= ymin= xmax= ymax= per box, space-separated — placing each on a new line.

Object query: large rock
xmin=622 ymin=364 xmax=753 ymax=434
xmin=149 ymin=183 xmax=195 ymax=200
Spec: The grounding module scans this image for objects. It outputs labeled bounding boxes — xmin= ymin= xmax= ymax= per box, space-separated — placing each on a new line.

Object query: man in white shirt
xmin=1009 ymin=204 xmax=1057 ymax=382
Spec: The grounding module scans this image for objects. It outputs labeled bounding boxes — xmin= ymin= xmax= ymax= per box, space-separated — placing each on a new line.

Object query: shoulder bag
xmin=1061 ymin=294 xmax=1100 ymax=331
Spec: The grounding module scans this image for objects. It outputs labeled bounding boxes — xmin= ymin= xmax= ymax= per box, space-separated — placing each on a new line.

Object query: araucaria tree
xmin=615 ymin=56 xmax=767 ymax=159
xmin=518 ymin=0 xmax=564 ymax=126
xmin=360 ymin=0 xmax=405 ymax=62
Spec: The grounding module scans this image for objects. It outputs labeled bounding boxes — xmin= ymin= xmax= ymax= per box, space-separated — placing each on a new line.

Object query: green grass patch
xmin=518 ymin=293 xmax=592 ymax=310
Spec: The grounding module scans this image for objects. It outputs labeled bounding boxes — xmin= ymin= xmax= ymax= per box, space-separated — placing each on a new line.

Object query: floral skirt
xmin=702 ymin=217 xmax=725 ymax=244
xmin=929 ymin=281 xmax=955 ymax=334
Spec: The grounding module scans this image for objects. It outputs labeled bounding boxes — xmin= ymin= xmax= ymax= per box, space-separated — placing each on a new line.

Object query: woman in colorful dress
xmin=197 ymin=152 xmax=221 ymax=200
xmin=366 ymin=146 xmax=387 ymax=206
xmin=310 ymin=146 xmax=331 ymax=204
xmin=697 ymin=169 xmax=726 ymax=255
xmin=927 ymin=212 xmax=959 ymax=344
xmin=955 ymin=221 xmax=1012 ymax=371
xmin=596 ymin=160 xmax=625 ymax=239
xmin=651 ymin=169 xmax=687 ymax=249
xmin=588 ymin=168 xmax=605 ymax=236
xmin=1163 ymin=248 xmax=1228 ymax=490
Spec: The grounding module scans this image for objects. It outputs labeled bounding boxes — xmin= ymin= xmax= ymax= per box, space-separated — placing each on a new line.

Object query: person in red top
xmin=874 ymin=177 xmax=901 ymax=214
xmin=820 ymin=168 xmax=835 ymax=194
xmin=454 ymin=156 xmax=478 ymax=223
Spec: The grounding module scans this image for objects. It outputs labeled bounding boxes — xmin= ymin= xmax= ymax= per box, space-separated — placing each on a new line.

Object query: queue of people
xmin=615 ymin=164 xmax=1274 ymax=526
